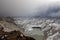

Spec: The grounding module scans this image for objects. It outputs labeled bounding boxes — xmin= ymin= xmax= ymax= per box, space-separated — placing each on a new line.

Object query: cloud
xmin=0 ymin=0 xmax=60 ymax=18
xmin=46 ymin=5 xmax=60 ymax=17
xmin=34 ymin=1 xmax=60 ymax=18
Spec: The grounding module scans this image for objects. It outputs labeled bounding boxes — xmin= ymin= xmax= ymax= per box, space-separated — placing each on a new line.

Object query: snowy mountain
xmin=14 ymin=18 xmax=60 ymax=40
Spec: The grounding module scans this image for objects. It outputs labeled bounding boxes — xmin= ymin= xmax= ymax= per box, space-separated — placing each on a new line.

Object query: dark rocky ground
xmin=0 ymin=27 xmax=35 ymax=40
xmin=0 ymin=17 xmax=35 ymax=40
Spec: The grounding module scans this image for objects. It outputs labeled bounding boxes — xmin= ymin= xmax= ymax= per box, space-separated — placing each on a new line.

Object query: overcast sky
xmin=0 ymin=0 xmax=60 ymax=17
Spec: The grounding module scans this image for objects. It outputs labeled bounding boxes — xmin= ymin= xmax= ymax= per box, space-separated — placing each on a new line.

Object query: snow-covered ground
xmin=14 ymin=18 xmax=60 ymax=40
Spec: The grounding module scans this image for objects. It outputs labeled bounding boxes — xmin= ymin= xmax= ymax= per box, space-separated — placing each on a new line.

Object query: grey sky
xmin=0 ymin=0 xmax=60 ymax=17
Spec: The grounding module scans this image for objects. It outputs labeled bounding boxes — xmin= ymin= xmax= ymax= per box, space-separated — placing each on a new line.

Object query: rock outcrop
xmin=0 ymin=27 xmax=35 ymax=40
xmin=0 ymin=17 xmax=35 ymax=40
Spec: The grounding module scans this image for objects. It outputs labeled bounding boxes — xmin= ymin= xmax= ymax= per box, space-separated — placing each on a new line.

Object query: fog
xmin=0 ymin=0 xmax=60 ymax=17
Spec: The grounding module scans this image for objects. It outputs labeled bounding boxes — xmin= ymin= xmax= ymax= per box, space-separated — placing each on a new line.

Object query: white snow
xmin=14 ymin=18 xmax=60 ymax=40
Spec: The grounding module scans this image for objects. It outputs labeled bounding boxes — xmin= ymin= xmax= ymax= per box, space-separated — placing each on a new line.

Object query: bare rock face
xmin=0 ymin=17 xmax=35 ymax=40
xmin=0 ymin=27 xmax=35 ymax=40
xmin=0 ymin=17 xmax=21 ymax=32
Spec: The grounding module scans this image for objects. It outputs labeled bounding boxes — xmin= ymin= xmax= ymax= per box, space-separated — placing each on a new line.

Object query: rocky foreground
xmin=0 ymin=27 xmax=35 ymax=40
xmin=0 ymin=17 xmax=35 ymax=40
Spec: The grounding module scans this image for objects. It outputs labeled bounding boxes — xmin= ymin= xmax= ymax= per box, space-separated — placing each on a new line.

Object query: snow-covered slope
xmin=14 ymin=18 xmax=60 ymax=40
